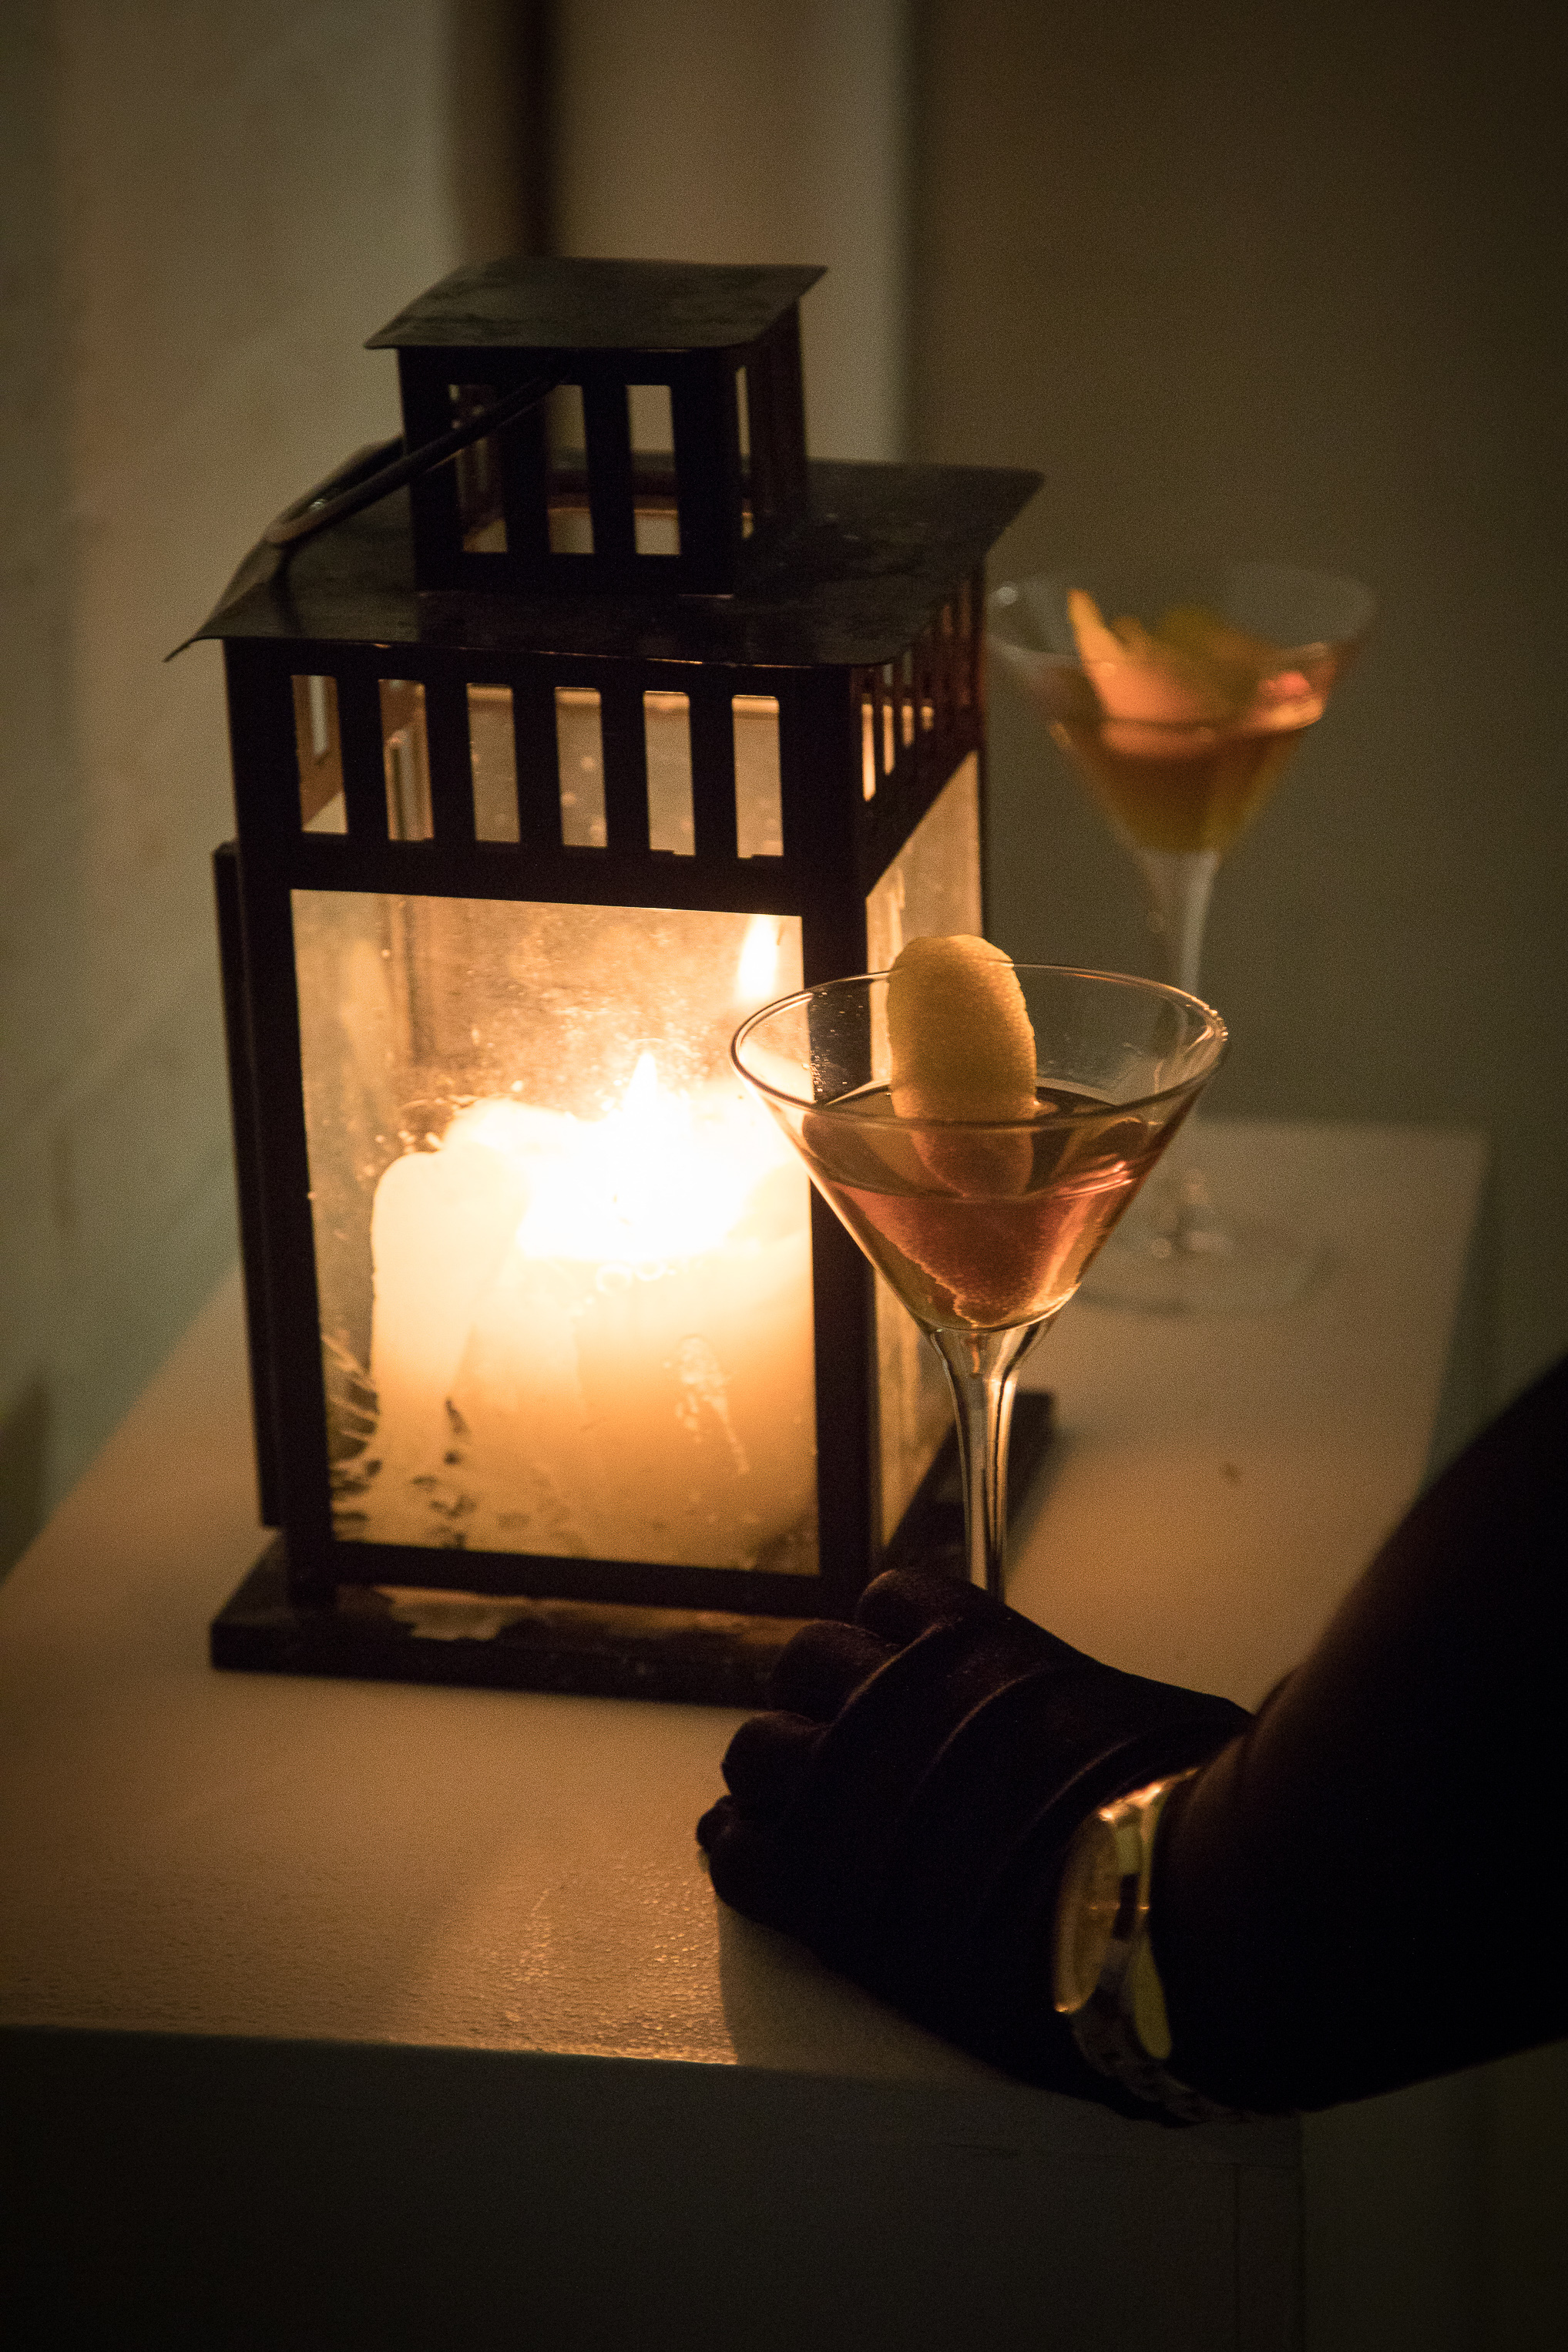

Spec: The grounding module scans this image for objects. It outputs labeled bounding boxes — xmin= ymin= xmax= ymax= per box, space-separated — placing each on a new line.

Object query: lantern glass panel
xmin=734 ymin=695 xmax=783 ymax=858
xmin=293 ymin=675 xmax=345 ymax=832
xmin=451 ymin=383 xmax=507 ymax=552
xmin=546 ymin=385 xmax=593 ymax=554
xmin=735 ymin=368 xmax=754 ymax=537
xmin=468 ymin=686 xmax=520 ymax=842
xmin=629 ymin=385 xmax=680 ymax=556
xmin=644 ymin=691 xmax=694 ymax=854
xmin=554 ymin=688 xmax=606 ymax=845
xmin=865 ymin=752 xmax=984 ymax=1537
xmin=293 ymin=889 xmax=818 ymax=1574
xmin=381 ymin=680 xmax=432 ymax=840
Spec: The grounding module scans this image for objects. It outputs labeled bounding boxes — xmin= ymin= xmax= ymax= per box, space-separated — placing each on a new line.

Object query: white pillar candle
xmin=358 ymin=1059 xmax=817 ymax=1572
xmin=368 ymin=1137 xmax=531 ymax=1493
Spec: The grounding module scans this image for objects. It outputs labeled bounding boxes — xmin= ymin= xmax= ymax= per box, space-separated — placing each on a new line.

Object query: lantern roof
xmin=365 ymin=257 xmax=826 ymax=356
xmin=187 ymin=459 xmax=1040 ymax=670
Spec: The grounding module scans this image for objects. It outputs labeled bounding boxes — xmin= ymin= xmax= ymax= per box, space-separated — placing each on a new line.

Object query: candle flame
xmin=445 ymin=1051 xmax=787 ymax=1270
xmin=625 ymin=1049 xmax=661 ymax=1112
xmin=735 ymin=914 xmax=782 ymax=1008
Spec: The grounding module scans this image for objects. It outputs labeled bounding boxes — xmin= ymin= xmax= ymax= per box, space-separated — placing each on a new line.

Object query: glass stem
xmin=1134 ymin=847 xmax=1220 ymax=1000
xmin=1128 ymin=846 xmax=1227 ymax=1235
xmin=928 ymin=1321 xmax=1053 ymax=1600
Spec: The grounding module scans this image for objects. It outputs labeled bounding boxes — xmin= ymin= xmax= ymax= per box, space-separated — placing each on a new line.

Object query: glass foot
xmin=1081 ymin=1169 xmax=1326 ymax=1317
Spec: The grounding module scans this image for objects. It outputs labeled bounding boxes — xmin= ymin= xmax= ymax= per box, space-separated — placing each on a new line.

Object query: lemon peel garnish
xmin=888 ymin=936 xmax=1038 ymax=1125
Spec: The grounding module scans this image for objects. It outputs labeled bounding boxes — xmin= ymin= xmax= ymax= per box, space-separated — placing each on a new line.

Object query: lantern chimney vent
xmin=366 ymin=257 xmax=823 ymax=597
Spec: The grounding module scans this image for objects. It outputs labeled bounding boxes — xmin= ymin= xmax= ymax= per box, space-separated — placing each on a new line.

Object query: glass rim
xmin=986 ymin=569 xmax=1376 ymax=667
xmin=989 ymin=635 xmax=1346 ymax=674
xmin=731 ymin=963 xmax=1228 ymax=1128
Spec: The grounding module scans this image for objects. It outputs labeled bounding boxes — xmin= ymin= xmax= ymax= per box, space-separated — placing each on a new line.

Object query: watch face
xmin=1052 ymin=1815 xmax=1123 ymax=2014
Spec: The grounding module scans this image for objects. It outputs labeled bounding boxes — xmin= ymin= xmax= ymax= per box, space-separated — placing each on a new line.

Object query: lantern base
xmin=211 ymin=1393 xmax=1055 ymax=1705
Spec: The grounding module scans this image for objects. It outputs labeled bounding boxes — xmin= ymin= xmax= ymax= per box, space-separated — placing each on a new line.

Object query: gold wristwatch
xmin=1051 ymin=1770 xmax=1251 ymax=2124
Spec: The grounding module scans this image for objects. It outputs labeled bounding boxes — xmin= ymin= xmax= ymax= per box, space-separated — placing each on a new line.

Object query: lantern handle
xmin=167 ymin=373 xmax=563 ymax=657
xmin=262 ymin=371 xmax=564 ymax=549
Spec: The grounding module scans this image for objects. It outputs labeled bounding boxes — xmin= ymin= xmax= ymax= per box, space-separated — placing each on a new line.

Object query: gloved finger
xmin=770 ymin=1620 xmax=898 ymax=1720
xmin=718 ymin=1709 xmax=825 ymax=1816
xmin=695 ymin=1793 xmax=732 ymax=1854
xmin=697 ymin=1803 xmax=811 ymax=1941
xmin=855 ymin=1564 xmax=999 ymax=1646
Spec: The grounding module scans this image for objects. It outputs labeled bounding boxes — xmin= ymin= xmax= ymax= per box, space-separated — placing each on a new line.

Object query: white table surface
xmin=0 ymin=1119 xmax=1486 ymax=2350
xmin=0 ymin=1117 xmax=1483 ymax=2078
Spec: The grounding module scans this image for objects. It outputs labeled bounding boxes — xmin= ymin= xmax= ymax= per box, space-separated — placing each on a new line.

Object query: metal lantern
xmin=196 ymin=257 xmax=1040 ymax=1702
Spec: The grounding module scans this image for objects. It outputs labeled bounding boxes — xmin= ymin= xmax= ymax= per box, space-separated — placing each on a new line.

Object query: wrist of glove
xmin=697 ymin=1567 xmax=1251 ymax=2119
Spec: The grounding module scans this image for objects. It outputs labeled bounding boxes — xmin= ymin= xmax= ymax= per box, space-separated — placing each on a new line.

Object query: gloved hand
xmin=698 ymin=1566 xmax=1251 ymax=2116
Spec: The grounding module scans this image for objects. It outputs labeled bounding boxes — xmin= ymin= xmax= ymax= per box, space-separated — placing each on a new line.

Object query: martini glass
xmin=733 ymin=966 xmax=1225 ymax=1598
xmin=989 ymin=563 xmax=1373 ymax=1313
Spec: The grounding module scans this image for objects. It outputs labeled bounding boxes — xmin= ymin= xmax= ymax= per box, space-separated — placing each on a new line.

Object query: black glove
xmin=698 ymin=1567 xmax=1251 ymax=2116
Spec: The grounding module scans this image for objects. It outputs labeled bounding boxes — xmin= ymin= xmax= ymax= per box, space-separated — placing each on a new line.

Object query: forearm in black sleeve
xmin=1152 ymin=1353 xmax=1568 ymax=2113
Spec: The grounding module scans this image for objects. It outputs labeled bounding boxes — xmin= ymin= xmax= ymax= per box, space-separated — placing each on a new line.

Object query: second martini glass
xmin=989 ymin=563 xmax=1373 ymax=1313
xmin=733 ymin=966 xmax=1225 ymax=1599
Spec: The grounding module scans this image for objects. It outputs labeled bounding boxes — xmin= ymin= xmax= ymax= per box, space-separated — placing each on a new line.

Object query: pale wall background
xmin=554 ymin=0 xmax=910 ymax=462
xmin=0 ymin=0 xmax=499 ymax=1566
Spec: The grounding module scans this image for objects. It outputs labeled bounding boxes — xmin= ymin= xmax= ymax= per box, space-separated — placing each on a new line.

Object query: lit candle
xmin=358 ymin=1046 xmax=817 ymax=1573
